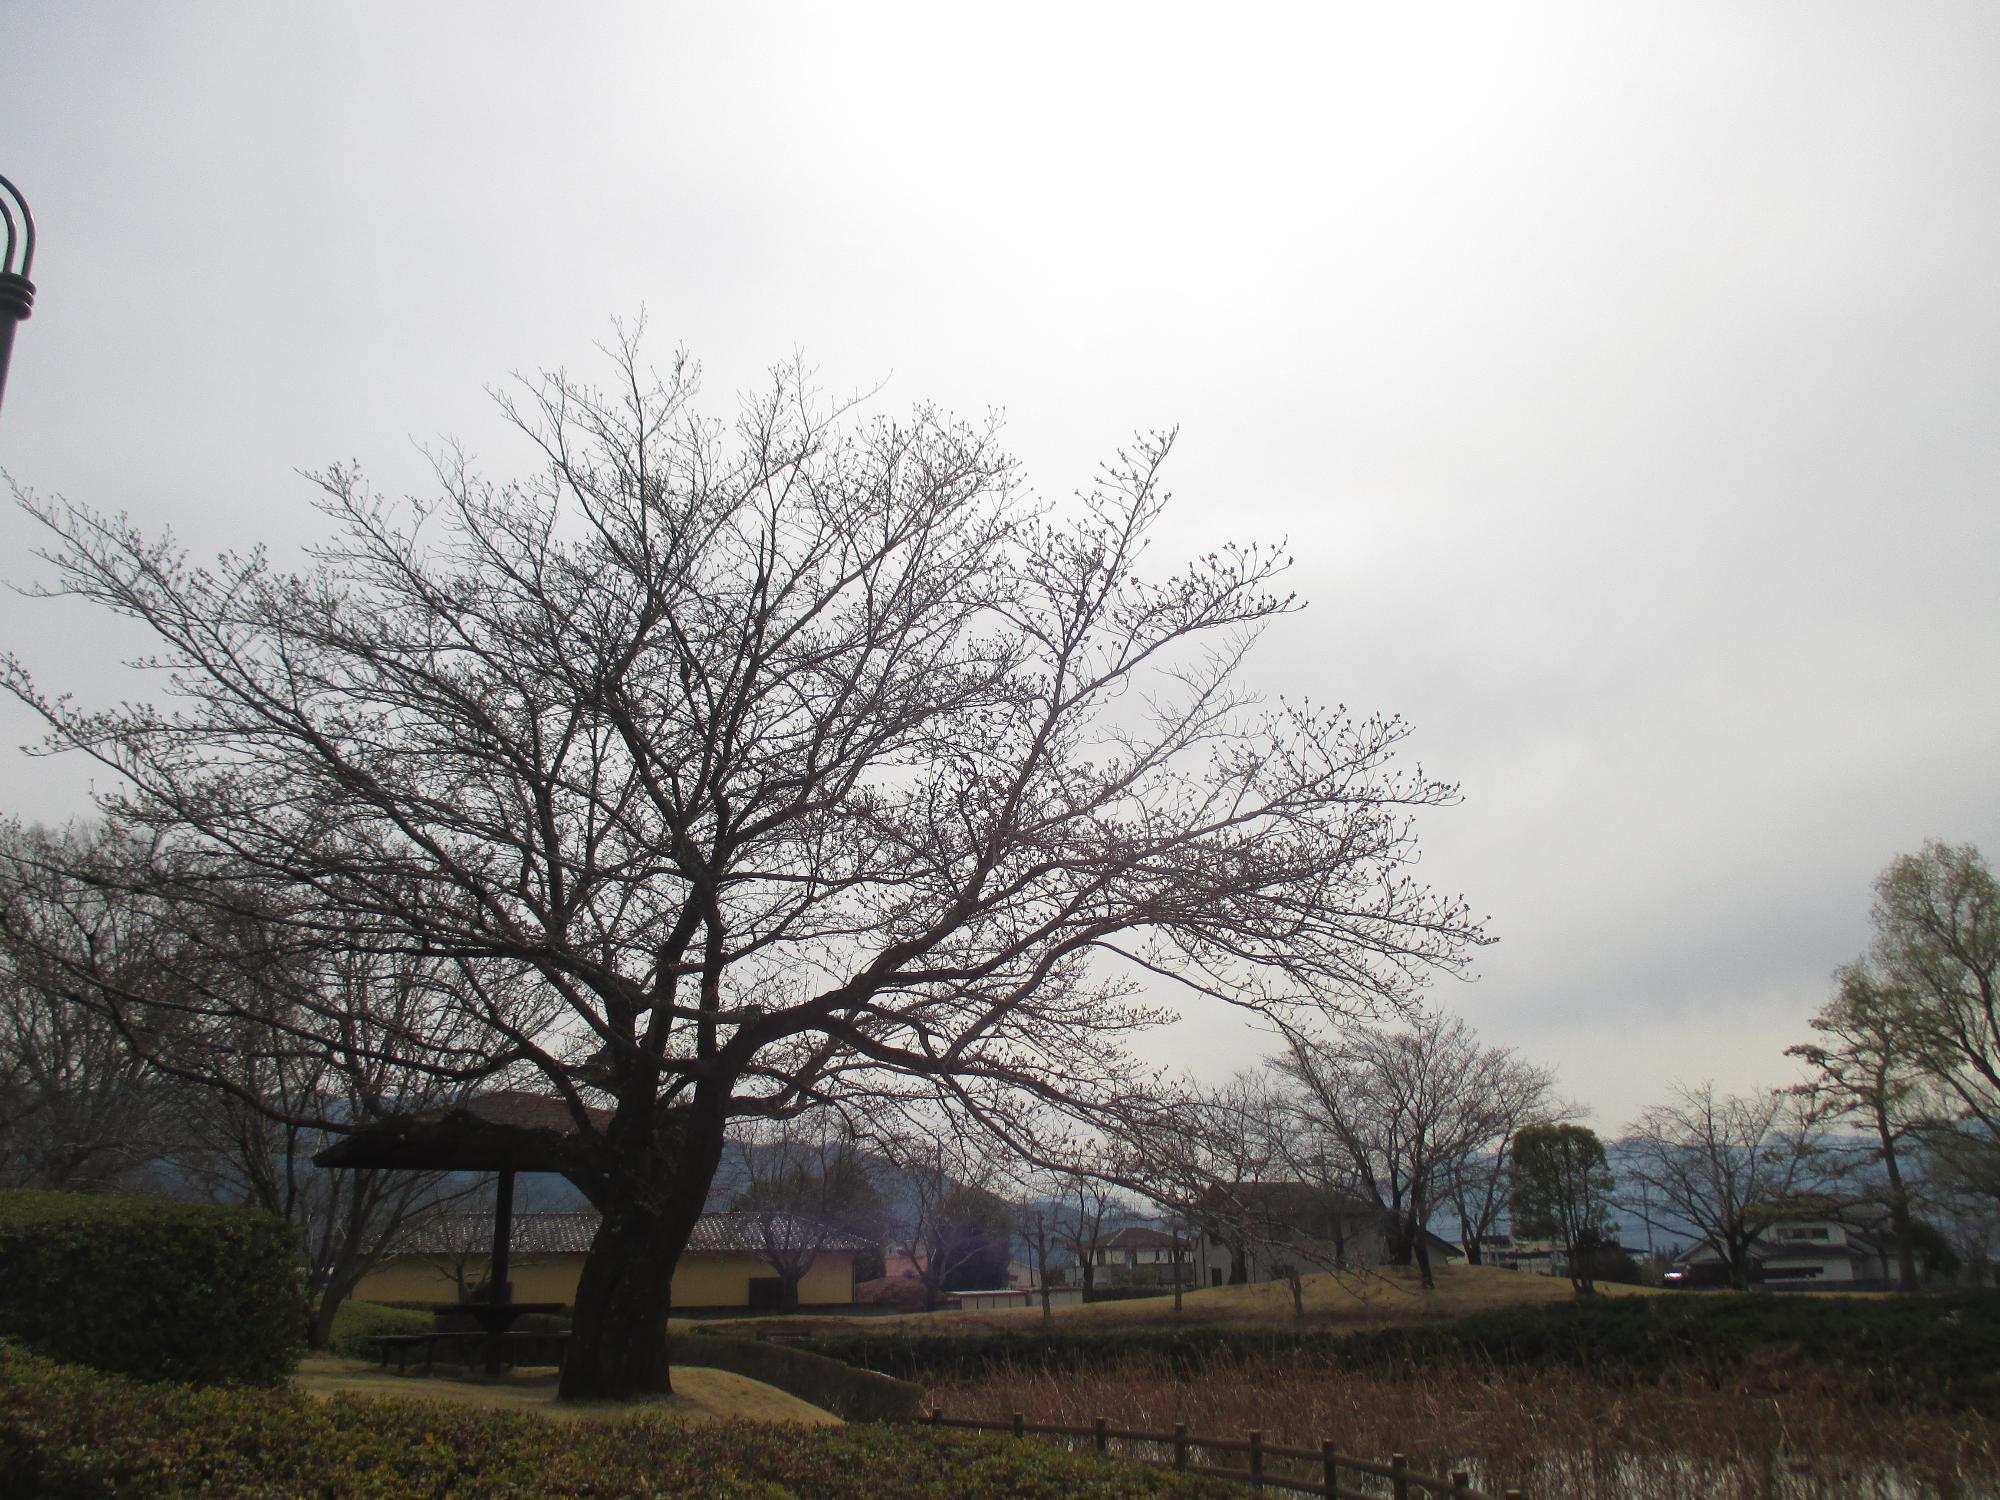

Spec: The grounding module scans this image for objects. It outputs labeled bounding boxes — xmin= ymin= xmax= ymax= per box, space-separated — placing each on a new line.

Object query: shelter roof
xmin=313 ymin=1090 xmax=612 ymax=1174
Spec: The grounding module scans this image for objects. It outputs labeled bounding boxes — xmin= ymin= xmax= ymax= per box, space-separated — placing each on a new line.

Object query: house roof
xmin=1102 ymin=1225 xmax=1181 ymax=1250
xmin=391 ymin=1208 xmax=872 ymax=1258
xmin=1196 ymin=1181 xmax=1382 ymax=1231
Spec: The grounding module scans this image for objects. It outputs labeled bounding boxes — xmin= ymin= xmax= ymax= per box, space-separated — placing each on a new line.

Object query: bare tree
xmin=3 ymin=333 xmax=1485 ymax=1396
xmin=2 ymin=835 xmax=484 ymax=1347
xmin=882 ymin=1128 xmax=1013 ymax=1311
xmin=1618 ymin=1080 xmax=1833 ymax=1289
xmin=728 ymin=1113 xmax=881 ymax=1313
xmin=1437 ymin=1054 xmax=1561 ymax=1267
xmin=1052 ymin=1169 xmax=1123 ymax=1294
xmin=1274 ymin=1011 xmax=1537 ymax=1289
xmin=1015 ymin=1191 xmax=1061 ymax=1320
xmin=0 ymin=823 xmax=174 ymax=1192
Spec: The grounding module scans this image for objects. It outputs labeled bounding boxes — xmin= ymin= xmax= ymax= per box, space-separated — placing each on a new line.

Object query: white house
xmin=1669 ymin=1217 xmax=1893 ymax=1289
xmin=1088 ymin=1225 xmax=1195 ymax=1286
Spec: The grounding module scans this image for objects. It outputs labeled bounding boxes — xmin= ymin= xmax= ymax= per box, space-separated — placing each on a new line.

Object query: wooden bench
xmin=367 ymin=1330 xmax=571 ymax=1374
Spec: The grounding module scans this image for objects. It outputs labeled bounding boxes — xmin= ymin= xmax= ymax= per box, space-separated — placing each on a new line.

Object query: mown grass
xmin=293 ymin=1355 xmax=841 ymax=1425
xmin=723 ymin=1262 xmax=1635 ymax=1339
xmin=932 ymin=1354 xmax=2000 ymax=1500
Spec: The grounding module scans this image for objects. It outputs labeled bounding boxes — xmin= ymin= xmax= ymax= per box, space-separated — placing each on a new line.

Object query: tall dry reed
xmin=929 ymin=1354 xmax=1997 ymax=1499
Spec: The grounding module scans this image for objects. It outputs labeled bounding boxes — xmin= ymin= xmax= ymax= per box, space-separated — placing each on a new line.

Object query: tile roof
xmin=393 ymin=1209 xmax=871 ymax=1258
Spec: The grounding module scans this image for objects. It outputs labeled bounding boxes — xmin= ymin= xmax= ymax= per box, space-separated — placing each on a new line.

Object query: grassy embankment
xmin=715 ymin=1261 xmax=1650 ymax=1338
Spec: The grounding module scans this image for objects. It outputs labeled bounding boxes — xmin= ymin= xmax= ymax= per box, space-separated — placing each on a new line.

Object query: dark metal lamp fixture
xmin=0 ymin=174 xmax=36 ymax=416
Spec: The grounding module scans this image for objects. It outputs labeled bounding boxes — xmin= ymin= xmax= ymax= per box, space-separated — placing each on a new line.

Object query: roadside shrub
xmin=1083 ymin=1286 xmax=1183 ymax=1304
xmin=0 ymin=1190 xmax=302 ymax=1385
xmin=327 ymin=1300 xmax=432 ymax=1360
xmin=0 ymin=1341 xmax=1236 ymax=1499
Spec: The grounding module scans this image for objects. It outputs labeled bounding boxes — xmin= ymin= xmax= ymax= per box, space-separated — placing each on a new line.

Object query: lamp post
xmin=0 ymin=174 xmax=37 ymax=417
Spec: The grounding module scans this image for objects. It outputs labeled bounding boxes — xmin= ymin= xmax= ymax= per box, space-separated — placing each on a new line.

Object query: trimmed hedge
xmin=0 ymin=1190 xmax=303 ymax=1385
xmin=0 ymin=1341 xmax=1236 ymax=1499
xmin=789 ymin=1293 xmax=2000 ymax=1408
xmin=327 ymin=1300 xmax=433 ymax=1360
xmin=677 ymin=1334 xmax=924 ymax=1422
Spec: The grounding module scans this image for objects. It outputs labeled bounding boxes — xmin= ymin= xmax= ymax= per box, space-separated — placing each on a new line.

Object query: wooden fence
xmin=919 ymin=1408 xmax=1526 ymax=1500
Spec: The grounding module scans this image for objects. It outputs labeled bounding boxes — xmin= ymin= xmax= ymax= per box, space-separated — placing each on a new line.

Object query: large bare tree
xmin=1618 ymin=1080 xmax=1832 ymax=1288
xmin=3 ymin=333 xmax=1484 ymax=1396
xmin=1273 ymin=1011 xmax=1541 ymax=1289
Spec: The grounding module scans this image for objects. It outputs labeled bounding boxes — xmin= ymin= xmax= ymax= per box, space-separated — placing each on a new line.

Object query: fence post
xmin=1174 ymin=1422 xmax=1189 ymax=1470
xmin=1322 ymin=1439 xmax=1338 ymax=1499
xmin=1095 ymin=1417 xmax=1108 ymax=1454
xmin=1250 ymin=1429 xmax=1264 ymax=1488
xmin=1391 ymin=1452 xmax=1410 ymax=1500
xmin=1451 ymin=1471 xmax=1472 ymax=1498
xmin=928 ymin=1408 xmax=941 ymax=1428
xmin=1012 ymin=1411 xmax=1025 ymax=1439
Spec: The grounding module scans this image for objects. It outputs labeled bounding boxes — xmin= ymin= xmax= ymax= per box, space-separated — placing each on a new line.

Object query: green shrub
xmin=677 ymin=1333 xmax=924 ymax=1422
xmin=0 ymin=1341 xmax=1236 ymax=1499
xmin=0 ymin=1190 xmax=303 ymax=1385
xmin=1083 ymin=1285 xmax=1183 ymax=1304
xmin=326 ymin=1300 xmax=433 ymax=1359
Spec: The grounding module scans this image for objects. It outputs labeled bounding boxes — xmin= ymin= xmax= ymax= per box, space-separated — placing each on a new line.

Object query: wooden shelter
xmin=315 ymin=1090 xmax=610 ymax=1372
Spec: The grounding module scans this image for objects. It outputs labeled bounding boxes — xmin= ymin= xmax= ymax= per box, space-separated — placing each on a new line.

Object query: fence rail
xmin=919 ymin=1408 xmax=1525 ymax=1500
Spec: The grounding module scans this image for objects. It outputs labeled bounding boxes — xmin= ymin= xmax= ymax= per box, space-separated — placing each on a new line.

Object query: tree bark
xmin=561 ymin=1204 xmax=691 ymax=1399
xmin=1875 ymin=1100 xmax=1919 ymax=1292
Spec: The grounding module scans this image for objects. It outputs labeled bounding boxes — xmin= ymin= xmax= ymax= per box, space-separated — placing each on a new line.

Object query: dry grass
xmin=715 ymin=1263 xmax=1654 ymax=1339
xmin=929 ymin=1354 xmax=1997 ymax=1499
xmin=292 ymin=1355 xmax=840 ymax=1425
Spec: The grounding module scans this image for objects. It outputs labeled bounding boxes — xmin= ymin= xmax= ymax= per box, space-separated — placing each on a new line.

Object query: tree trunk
xmin=1876 ymin=1105 xmax=1919 ymax=1292
xmin=1228 ymin=1244 xmax=1247 ymax=1284
xmin=1412 ymin=1227 xmax=1434 ymax=1290
xmin=561 ymin=1205 xmax=689 ymax=1399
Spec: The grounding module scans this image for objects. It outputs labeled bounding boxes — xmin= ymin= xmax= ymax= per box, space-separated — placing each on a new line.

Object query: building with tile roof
xmin=353 ymin=1209 xmax=872 ymax=1311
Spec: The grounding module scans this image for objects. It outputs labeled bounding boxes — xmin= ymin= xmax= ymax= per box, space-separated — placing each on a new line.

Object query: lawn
xmin=293 ymin=1354 xmax=840 ymax=1424
xmin=709 ymin=1262 xmax=1651 ymax=1338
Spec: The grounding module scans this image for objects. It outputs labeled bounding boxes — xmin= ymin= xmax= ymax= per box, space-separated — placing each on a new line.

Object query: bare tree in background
xmin=152 ymin=946 xmax=483 ymax=1349
xmin=1015 ymin=1191 xmax=1061 ymax=1320
xmin=1274 ymin=1011 xmax=1538 ymax=1289
xmin=1618 ymin=1081 xmax=1833 ymax=1289
xmin=1436 ymin=1052 xmax=1561 ymax=1266
xmin=1052 ymin=1168 xmax=1124 ymax=1294
xmin=728 ymin=1113 xmax=882 ymax=1312
xmin=883 ymin=1129 xmax=1013 ymax=1311
xmin=3 ymin=331 xmax=1485 ymax=1397
xmin=0 ymin=823 xmax=174 ymax=1192
xmin=2 ymin=833 xmax=484 ymax=1347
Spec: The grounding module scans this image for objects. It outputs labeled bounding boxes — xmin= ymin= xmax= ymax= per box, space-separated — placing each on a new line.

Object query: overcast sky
xmin=4 ymin=2 xmax=1997 ymax=1129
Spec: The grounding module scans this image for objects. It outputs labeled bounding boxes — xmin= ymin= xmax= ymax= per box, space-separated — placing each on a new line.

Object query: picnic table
xmin=366 ymin=1303 xmax=571 ymax=1376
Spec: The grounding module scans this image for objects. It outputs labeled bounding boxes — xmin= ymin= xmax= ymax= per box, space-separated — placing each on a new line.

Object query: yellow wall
xmin=353 ymin=1249 xmax=855 ymax=1309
